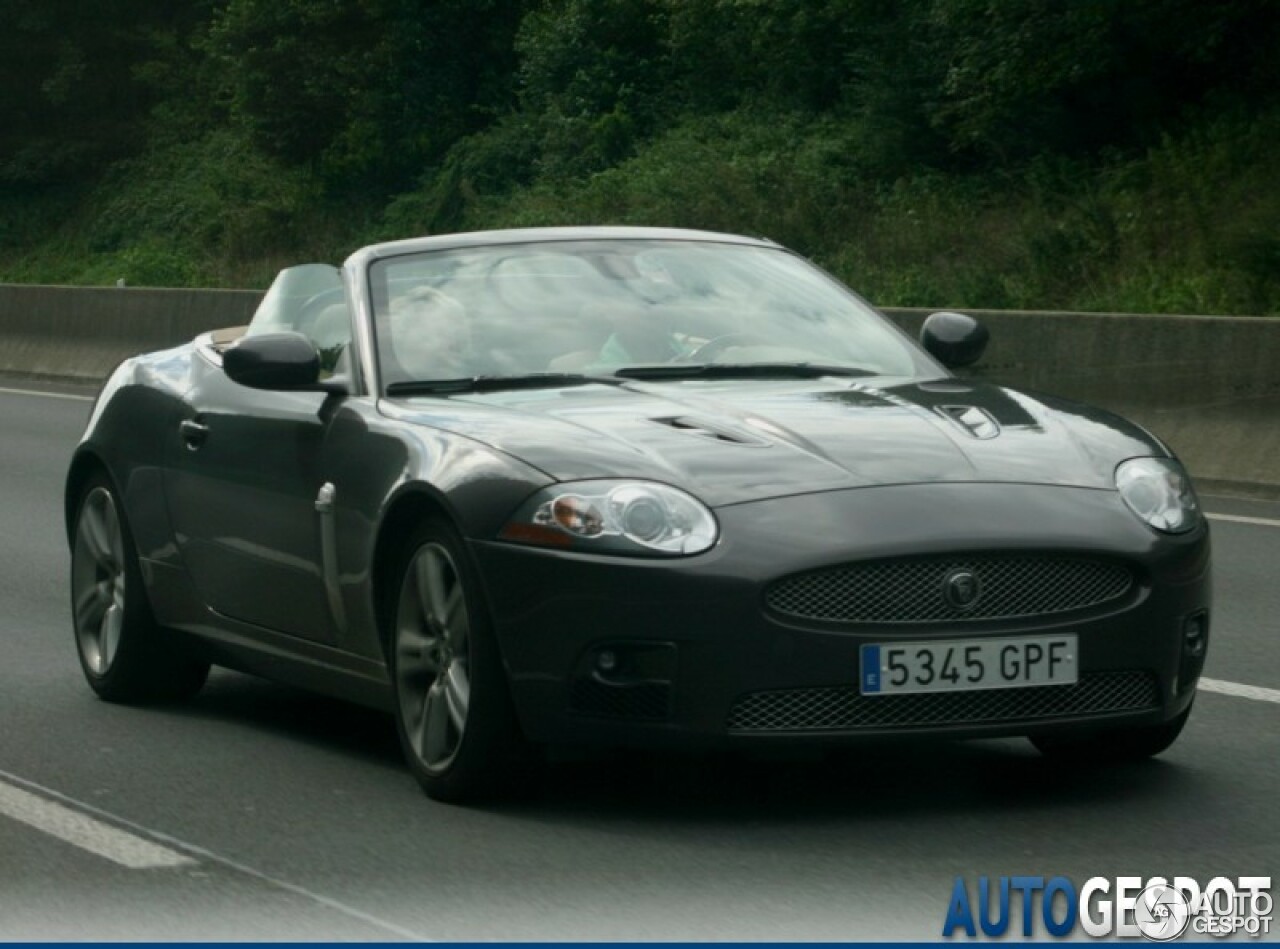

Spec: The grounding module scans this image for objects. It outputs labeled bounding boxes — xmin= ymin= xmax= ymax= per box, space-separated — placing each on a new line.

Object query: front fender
xmin=65 ymin=348 xmax=193 ymax=560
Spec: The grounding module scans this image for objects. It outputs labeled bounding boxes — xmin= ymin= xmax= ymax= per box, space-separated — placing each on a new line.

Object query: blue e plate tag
xmin=860 ymin=644 xmax=882 ymax=694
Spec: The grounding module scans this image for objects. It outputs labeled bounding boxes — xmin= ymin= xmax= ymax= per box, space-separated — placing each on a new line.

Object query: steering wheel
xmin=678 ymin=332 xmax=771 ymax=363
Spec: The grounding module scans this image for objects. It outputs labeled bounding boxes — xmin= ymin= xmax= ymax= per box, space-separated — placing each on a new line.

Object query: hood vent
xmin=650 ymin=416 xmax=766 ymax=446
xmin=936 ymin=405 xmax=1000 ymax=440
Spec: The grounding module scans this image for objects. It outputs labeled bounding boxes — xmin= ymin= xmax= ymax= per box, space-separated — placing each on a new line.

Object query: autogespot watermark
xmin=942 ymin=875 xmax=1273 ymax=939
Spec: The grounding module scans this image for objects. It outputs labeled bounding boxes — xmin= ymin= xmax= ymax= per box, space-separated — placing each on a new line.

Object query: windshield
xmin=246 ymin=263 xmax=351 ymax=378
xmin=368 ymin=239 xmax=937 ymax=391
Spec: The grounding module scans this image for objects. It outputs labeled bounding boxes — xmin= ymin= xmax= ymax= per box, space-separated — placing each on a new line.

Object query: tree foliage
xmin=0 ymin=0 xmax=207 ymax=185
xmin=927 ymin=0 xmax=1280 ymax=158
xmin=204 ymin=0 xmax=524 ymax=190
xmin=2 ymin=0 xmax=1278 ymax=311
xmin=6 ymin=0 xmax=1276 ymax=189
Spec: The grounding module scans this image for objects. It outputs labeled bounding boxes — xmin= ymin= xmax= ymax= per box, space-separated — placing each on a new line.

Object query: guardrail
xmin=1 ymin=284 xmax=1276 ymax=498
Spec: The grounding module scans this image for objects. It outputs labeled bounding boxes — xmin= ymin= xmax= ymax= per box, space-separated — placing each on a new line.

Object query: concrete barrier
xmin=883 ymin=308 xmax=1280 ymax=499
xmin=0 ymin=284 xmax=262 ymax=382
xmin=0 ymin=285 xmax=1275 ymax=497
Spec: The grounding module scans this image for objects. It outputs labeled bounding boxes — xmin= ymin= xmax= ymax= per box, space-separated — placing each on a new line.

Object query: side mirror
xmin=920 ymin=311 xmax=989 ymax=369
xmin=224 ymin=332 xmax=327 ymax=391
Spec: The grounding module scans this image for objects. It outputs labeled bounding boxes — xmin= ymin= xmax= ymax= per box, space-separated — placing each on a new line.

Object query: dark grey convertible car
xmin=67 ymin=227 xmax=1211 ymax=801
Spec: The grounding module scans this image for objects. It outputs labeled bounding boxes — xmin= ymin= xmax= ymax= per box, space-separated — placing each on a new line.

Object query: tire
xmin=71 ymin=474 xmax=210 ymax=703
xmin=388 ymin=516 xmax=537 ymax=803
xmin=1030 ymin=704 xmax=1192 ymax=763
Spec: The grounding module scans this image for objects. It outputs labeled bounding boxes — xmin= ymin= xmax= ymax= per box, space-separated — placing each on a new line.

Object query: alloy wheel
xmin=394 ymin=542 xmax=472 ymax=773
xmin=72 ymin=486 xmax=127 ymax=675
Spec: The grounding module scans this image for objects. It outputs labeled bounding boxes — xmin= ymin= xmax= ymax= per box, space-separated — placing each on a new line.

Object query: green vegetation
xmin=2 ymin=0 xmax=1278 ymax=314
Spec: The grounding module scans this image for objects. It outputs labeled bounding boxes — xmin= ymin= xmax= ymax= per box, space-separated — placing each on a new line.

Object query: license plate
xmin=859 ymin=635 xmax=1078 ymax=695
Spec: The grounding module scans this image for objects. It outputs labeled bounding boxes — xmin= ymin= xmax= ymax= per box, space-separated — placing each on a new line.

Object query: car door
xmin=164 ymin=265 xmax=352 ymax=645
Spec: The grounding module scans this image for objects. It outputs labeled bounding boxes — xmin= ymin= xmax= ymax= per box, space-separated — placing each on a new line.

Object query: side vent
xmin=650 ymin=416 xmax=766 ymax=445
xmin=936 ymin=405 xmax=1000 ymax=440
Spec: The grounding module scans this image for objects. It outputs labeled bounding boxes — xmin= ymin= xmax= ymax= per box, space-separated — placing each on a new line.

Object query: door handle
xmin=179 ymin=419 xmax=209 ymax=449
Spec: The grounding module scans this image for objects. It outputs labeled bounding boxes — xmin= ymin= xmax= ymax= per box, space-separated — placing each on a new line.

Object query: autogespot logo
xmin=942 ymin=875 xmax=1273 ymax=940
xmin=1135 ymin=883 xmax=1191 ymax=941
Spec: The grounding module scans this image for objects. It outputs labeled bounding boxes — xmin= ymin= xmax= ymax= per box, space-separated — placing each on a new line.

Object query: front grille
xmin=727 ymin=671 xmax=1159 ymax=732
xmin=766 ymin=555 xmax=1134 ymax=624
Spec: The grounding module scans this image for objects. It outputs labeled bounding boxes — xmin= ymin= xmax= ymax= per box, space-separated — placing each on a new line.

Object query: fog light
xmin=596 ymin=649 xmax=619 ymax=673
xmin=1183 ymin=612 xmax=1208 ymax=658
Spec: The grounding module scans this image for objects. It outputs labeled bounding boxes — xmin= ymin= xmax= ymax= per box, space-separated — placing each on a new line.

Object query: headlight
xmin=1115 ymin=457 xmax=1200 ymax=533
xmin=499 ymin=480 xmax=718 ymax=556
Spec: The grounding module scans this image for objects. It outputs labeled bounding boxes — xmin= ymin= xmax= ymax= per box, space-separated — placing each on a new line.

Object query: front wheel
xmin=71 ymin=475 xmax=209 ymax=703
xmin=389 ymin=517 xmax=536 ymax=803
xmin=1030 ymin=705 xmax=1192 ymax=763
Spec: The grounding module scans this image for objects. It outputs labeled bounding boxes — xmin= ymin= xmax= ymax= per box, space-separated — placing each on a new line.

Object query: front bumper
xmin=470 ymin=483 xmax=1211 ymax=749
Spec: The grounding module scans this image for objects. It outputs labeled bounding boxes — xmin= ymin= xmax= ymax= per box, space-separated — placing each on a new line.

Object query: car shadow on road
xmin=162 ymin=670 xmax=404 ymax=770
xmin=159 ymin=670 xmax=1203 ymax=824
xmin=510 ymin=740 xmax=1196 ymax=826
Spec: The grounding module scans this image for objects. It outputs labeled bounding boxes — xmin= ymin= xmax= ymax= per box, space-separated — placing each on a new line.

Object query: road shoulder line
xmin=0 ymin=776 xmax=193 ymax=869
xmin=0 ymin=768 xmax=428 ymax=941
xmin=1205 ymin=512 xmax=1280 ymax=529
xmin=1198 ymin=678 xmax=1280 ymax=705
xmin=0 ymin=385 xmax=94 ymax=402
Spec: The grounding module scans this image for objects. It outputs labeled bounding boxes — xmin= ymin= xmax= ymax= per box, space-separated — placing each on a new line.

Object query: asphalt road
xmin=1 ymin=379 xmax=1277 ymax=941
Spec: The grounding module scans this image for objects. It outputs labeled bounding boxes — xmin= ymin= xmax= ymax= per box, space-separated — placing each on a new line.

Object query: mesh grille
xmin=727 ymin=672 xmax=1158 ymax=732
xmin=766 ymin=555 xmax=1133 ymax=624
xmin=570 ymin=677 xmax=671 ymax=721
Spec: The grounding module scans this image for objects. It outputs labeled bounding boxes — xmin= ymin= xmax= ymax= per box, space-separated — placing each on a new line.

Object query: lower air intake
xmin=727 ymin=671 xmax=1159 ymax=732
xmin=570 ymin=677 xmax=671 ymax=721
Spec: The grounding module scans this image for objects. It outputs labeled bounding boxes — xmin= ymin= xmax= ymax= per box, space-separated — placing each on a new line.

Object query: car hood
xmin=382 ymin=378 xmax=1163 ymax=507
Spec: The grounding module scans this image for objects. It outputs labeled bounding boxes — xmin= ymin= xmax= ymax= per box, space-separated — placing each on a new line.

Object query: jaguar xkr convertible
xmin=66 ymin=227 xmax=1211 ymax=802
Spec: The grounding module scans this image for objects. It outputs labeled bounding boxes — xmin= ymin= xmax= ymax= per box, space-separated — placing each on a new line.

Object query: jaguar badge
xmin=942 ymin=568 xmax=982 ymax=611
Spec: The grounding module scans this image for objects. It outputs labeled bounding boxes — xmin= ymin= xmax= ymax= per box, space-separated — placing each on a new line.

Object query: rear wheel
xmin=71 ymin=475 xmax=209 ymax=703
xmin=389 ymin=517 xmax=536 ymax=803
xmin=1030 ymin=705 xmax=1191 ymax=763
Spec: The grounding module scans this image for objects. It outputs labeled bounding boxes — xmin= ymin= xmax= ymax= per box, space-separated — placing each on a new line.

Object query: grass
xmin=2 ymin=107 xmax=1277 ymax=315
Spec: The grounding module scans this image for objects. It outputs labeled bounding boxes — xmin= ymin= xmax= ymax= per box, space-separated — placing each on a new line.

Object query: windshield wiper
xmin=385 ymin=364 xmax=876 ymax=395
xmin=385 ymin=373 xmax=625 ymax=396
xmin=612 ymin=363 xmax=876 ymax=381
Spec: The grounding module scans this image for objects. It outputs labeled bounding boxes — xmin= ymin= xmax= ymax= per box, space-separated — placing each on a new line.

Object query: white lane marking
xmin=1198 ymin=678 xmax=1280 ymax=705
xmin=0 ymin=777 xmax=193 ymax=869
xmin=0 ymin=768 xmax=429 ymax=941
xmin=1206 ymin=512 xmax=1280 ymax=529
xmin=0 ymin=385 xmax=94 ymax=402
